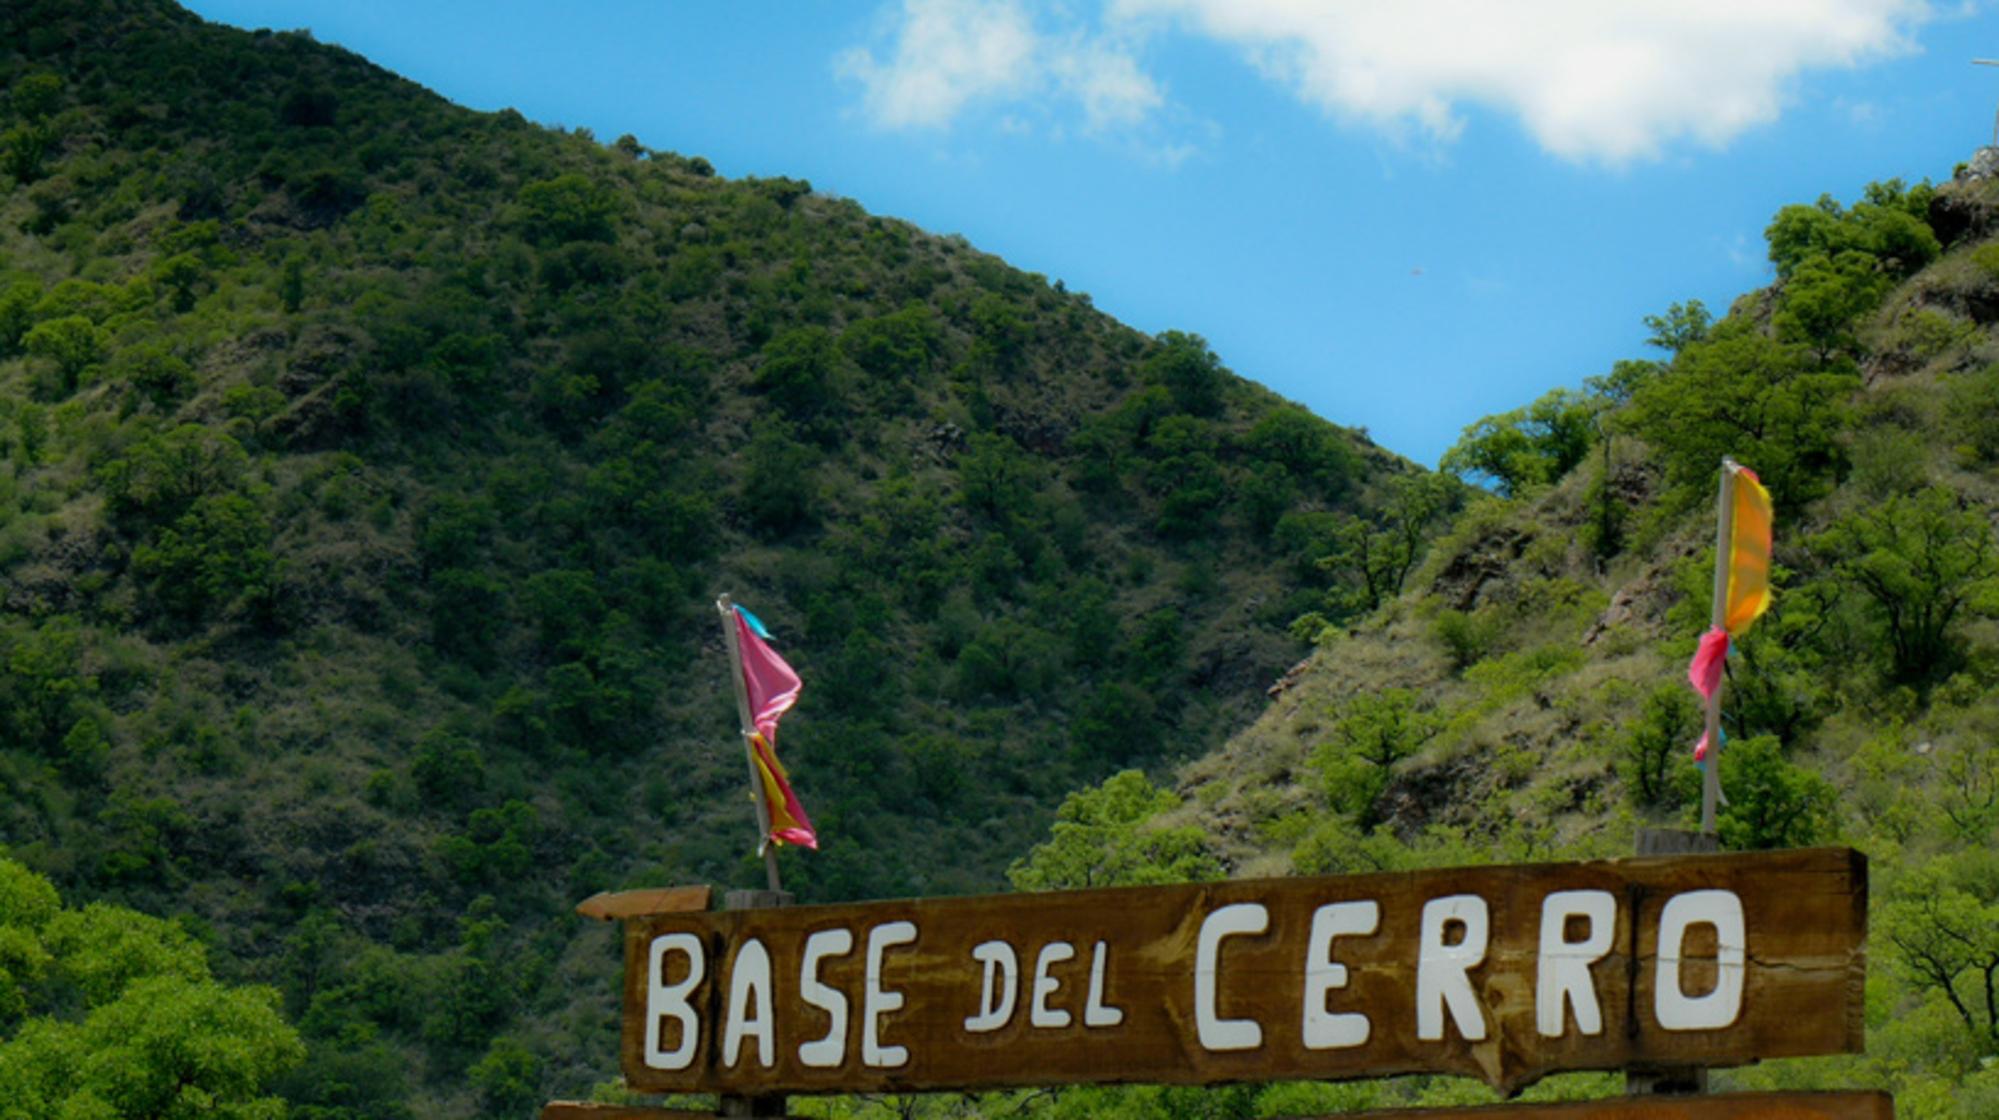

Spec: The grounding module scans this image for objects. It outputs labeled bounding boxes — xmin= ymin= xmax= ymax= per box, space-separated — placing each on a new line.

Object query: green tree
xmin=1440 ymin=387 xmax=1596 ymax=497
xmin=957 ymin=432 xmax=1034 ymax=521
xmin=130 ymin=493 xmax=279 ymax=626
xmin=1943 ymin=368 xmax=1999 ymax=464
xmin=1142 ymin=330 xmax=1227 ymax=417
xmin=1620 ymin=320 xmax=1854 ymax=510
xmin=0 ymin=859 xmax=303 ymax=1117
xmin=3 ymin=617 xmax=97 ymax=754
xmin=1069 ymin=681 xmax=1157 ymax=764
xmin=0 ymin=279 xmax=39 ymax=354
xmin=109 ymin=344 xmax=194 ymax=411
xmin=739 ymin=416 xmax=821 ymax=534
xmin=1618 ymin=682 xmax=1698 ymax=808
xmin=1642 ymin=299 xmax=1713 ymax=354
xmin=1310 ymin=689 xmax=1436 ymax=827
xmin=1317 ymin=472 xmax=1453 ymax=616
xmin=96 ymin=424 xmax=249 ymax=526
xmin=1880 ymin=849 xmax=1999 ymax=1052
xmin=513 ymin=172 xmax=618 ymax=244
xmin=22 ymin=314 xmax=104 ymax=392
xmin=754 ymin=326 xmax=844 ymax=428
xmin=279 ymin=252 xmax=306 ymax=312
xmin=1246 ymin=405 xmax=1352 ymax=493
xmin=1766 ymin=181 xmax=1938 ymax=280
xmin=968 ymin=292 xmax=1029 ymax=378
xmin=1009 ymin=771 xmax=1221 ymax=890
xmin=1774 ymin=249 xmax=1888 ymax=363
xmin=1683 ymin=734 xmax=1835 ymax=850
xmin=2 ymin=72 xmax=62 ymax=183
xmin=1431 ymin=607 xmax=1501 ymax=671
xmin=469 ymin=1035 xmax=543 ymax=1115
xmin=10 ymin=71 xmax=62 ymax=121
xmin=440 ymin=800 xmax=538 ymax=886
xmin=840 ymin=303 xmax=939 ymax=382
xmin=1141 ymin=415 xmax=1225 ymax=538
xmin=152 ymin=251 xmax=204 ymax=312
xmin=1813 ymin=487 xmax=1999 ymax=685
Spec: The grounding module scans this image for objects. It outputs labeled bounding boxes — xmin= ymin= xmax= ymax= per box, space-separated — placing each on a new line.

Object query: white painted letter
xmin=1536 ymin=890 xmax=1616 ymax=1038
xmin=645 ymin=933 xmax=704 ymax=1070
xmin=1030 ymin=941 xmax=1076 ymax=1028
xmin=1655 ymin=889 xmax=1746 ymax=1031
xmin=863 ymin=920 xmax=918 ymax=1067
xmin=723 ymin=938 xmax=774 ymax=1068
xmin=1196 ymin=903 xmax=1268 ymax=1051
xmin=798 ymin=928 xmax=853 ymax=1067
xmin=1417 ymin=894 xmax=1490 ymax=1042
xmin=963 ymin=940 xmax=1018 ymax=1033
xmin=1303 ymin=900 xmax=1378 ymax=1050
xmin=1084 ymin=941 xmax=1125 ymax=1028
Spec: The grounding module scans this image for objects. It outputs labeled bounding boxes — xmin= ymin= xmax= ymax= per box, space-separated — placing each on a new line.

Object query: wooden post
xmin=1700 ymin=460 xmax=1736 ymax=836
xmin=717 ymin=594 xmax=783 ymax=892
xmin=718 ymin=887 xmax=792 ymax=1119
xmin=1626 ymin=827 xmax=1720 ymax=1096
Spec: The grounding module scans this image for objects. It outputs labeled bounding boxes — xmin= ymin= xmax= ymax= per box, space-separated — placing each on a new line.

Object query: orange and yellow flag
xmin=1721 ymin=464 xmax=1774 ymax=636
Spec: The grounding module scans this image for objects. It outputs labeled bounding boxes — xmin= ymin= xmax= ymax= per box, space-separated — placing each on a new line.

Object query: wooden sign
xmin=541 ymin=1091 xmax=1892 ymax=1120
xmin=1319 ymin=1091 xmax=1892 ymax=1119
xmin=618 ymin=847 xmax=1865 ymax=1096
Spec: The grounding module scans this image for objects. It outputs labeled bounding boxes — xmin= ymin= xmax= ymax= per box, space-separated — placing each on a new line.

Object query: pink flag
xmin=735 ymin=607 xmax=801 ymax=743
xmin=1686 ymin=626 xmax=1728 ymax=704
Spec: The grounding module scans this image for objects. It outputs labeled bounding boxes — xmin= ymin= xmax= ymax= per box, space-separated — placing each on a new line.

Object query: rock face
xmin=1959 ymin=146 xmax=1999 ymax=183
xmin=1929 ymin=149 xmax=1999 ymax=248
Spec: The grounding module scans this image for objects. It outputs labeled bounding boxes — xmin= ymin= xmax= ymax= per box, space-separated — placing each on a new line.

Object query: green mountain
xmin=0 ymin=1 xmax=1431 ymax=1115
xmin=1058 ymin=173 xmax=1999 ymax=1116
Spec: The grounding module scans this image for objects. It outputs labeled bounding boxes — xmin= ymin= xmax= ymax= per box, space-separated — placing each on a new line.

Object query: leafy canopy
xmin=0 ymin=859 xmax=304 ymax=1120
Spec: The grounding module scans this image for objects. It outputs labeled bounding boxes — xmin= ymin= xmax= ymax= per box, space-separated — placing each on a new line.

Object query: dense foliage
xmin=1124 ymin=171 xmax=1999 ymax=1118
xmin=0 ymin=2 xmax=1421 ymax=1115
xmin=0 ymin=857 xmax=303 ymax=1119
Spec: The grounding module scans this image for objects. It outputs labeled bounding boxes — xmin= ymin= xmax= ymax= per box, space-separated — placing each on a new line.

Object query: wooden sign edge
xmin=606 ymin=848 xmax=1862 ymax=925
xmin=577 ymin=886 xmax=713 ymax=922
xmin=1311 ymin=1089 xmax=1893 ymax=1119
xmin=541 ymin=1105 xmax=720 ymax=1120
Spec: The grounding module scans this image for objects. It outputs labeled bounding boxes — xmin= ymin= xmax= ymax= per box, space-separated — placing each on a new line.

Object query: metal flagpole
xmin=1975 ymin=60 xmax=1999 ymax=147
xmin=1699 ymin=459 xmax=1737 ymax=836
xmin=718 ymin=593 xmax=784 ymax=892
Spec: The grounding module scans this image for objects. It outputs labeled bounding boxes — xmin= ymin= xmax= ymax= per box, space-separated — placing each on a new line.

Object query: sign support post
xmin=1624 ymin=828 xmax=1717 ymax=1097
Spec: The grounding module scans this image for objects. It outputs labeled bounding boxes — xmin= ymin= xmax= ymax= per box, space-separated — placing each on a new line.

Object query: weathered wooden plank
xmin=618 ymin=847 xmax=1866 ymax=1096
xmin=577 ymin=886 xmax=713 ymax=922
xmin=539 ymin=1105 xmax=722 ymax=1120
xmin=1318 ymin=1090 xmax=1892 ymax=1119
xmin=537 ymin=1090 xmax=1890 ymax=1120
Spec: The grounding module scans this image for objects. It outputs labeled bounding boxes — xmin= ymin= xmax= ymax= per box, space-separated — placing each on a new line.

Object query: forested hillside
xmin=21 ymin=3 xmax=1992 ymax=1119
xmin=1046 ymin=173 xmax=1999 ymax=1117
xmin=0 ymin=2 xmax=1437 ymax=1116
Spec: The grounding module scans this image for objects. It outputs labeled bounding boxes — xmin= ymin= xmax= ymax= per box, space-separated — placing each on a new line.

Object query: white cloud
xmin=839 ymin=0 xmax=1161 ymax=134
xmin=1112 ymin=0 xmax=1928 ymax=164
xmin=1052 ymin=35 xmax=1163 ymax=129
xmin=837 ymin=0 xmax=1040 ymax=129
xmin=840 ymin=1 xmax=1927 ymax=164
xmin=1837 ymin=96 xmax=1885 ymax=127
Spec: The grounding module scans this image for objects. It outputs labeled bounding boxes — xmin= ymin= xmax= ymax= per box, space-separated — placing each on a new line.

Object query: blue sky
xmin=187 ymin=0 xmax=1999 ymax=466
